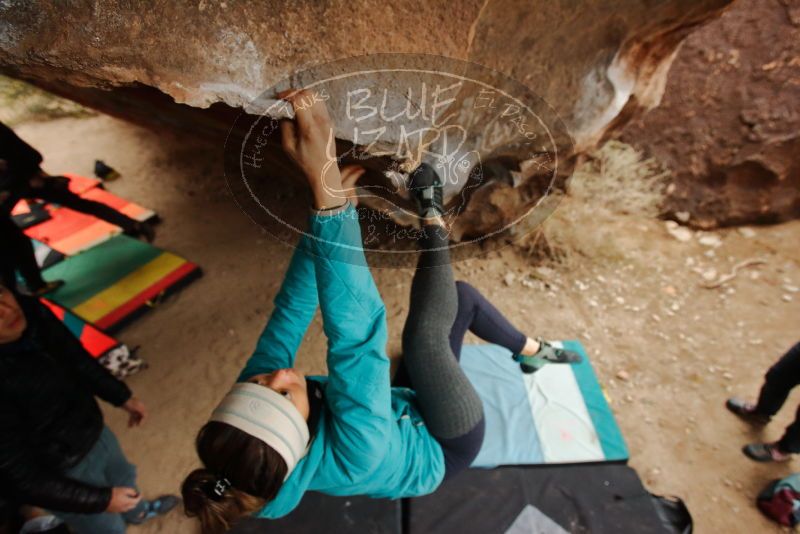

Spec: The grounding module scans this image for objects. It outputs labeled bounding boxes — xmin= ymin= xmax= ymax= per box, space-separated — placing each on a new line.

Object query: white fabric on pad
xmin=460 ymin=342 xmax=609 ymax=467
xmin=504 ymin=505 xmax=570 ymax=534
xmin=525 ymin=341 xmax=604 ymax=462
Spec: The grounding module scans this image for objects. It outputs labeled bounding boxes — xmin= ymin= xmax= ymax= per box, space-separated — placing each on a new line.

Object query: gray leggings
xmin=400 ymin=225 xmax=485 ymax=476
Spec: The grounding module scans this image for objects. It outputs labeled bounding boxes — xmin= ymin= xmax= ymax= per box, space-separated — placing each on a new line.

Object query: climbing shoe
xmin=407 ymin=162 xmax=444 ymax=219
xmin=742 ymin=442 xmax=792 ymax=463
xmin=126 ymin=495 xmax=181 ymax=525
xmin=726 ymin=397 xmax=771 ymax=425
xmin=513 ymin=338 xmax=582 ymax=374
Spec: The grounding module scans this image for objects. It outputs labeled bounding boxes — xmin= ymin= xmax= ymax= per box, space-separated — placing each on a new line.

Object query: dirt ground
xmin=9 ymin=113 xmax=800 ymax=533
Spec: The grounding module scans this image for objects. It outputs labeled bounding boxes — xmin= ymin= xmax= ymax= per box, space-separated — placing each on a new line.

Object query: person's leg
xmin=0 ymin=215 xmax=46 ymax=290
xmin=777 ymin=405 xmax=800 ymax=454
xmin=449 ymin=281 xmax=528 ymax=359
xmin=393 ymin=280 xmax=527 ymax=388
xmin=401 ymin=223 xmax=485 ymax=477
xmin=100 ymin=426 xmax=179 ymax=524
xmin=98 ymin=427 xmax=148 ymax=523
xmin=755 ymin=342 xmax=800 ymax=416
xmin=52 ymin=428 xmax=127 ymax=534
xmin=735 ymin=343 xmax=800 ymax=461
xmin=30 ymin=177 xmax=142 ymax=235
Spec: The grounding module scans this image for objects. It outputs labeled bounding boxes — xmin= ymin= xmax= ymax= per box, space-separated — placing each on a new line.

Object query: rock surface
xmin=0 ymin=0 xmax=733 ymax=238
xmin=621 ymin=0 xmax=800 ymax=228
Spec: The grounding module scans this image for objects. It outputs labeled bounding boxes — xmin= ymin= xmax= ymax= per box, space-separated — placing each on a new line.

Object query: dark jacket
xmin=0 ymin=295 xmax=132 ymax=513
xmin=0 ymin=121 xmax=42 ymax=193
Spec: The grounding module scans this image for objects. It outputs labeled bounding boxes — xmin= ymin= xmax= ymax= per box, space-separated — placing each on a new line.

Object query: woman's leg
xmin=393 ymin=280 xmax=529 ymax=387
xmin=449 ymin=281 xmax=528 ymax=359
xmin=401 ymin=223 xmax=485 ymax=478
xmin=755 ymin=342 xmax=800 ymax=416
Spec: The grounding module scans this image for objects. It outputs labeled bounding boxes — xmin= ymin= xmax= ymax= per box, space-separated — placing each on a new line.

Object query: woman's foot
xmin=125 ymin=495 xmax=181 ymax=525
xmin=407 ymin=162 xmax=444 ymax=220
xmin=742 ymin=442 xmax=792 ymax=463
xmin=513 ymin=338 xmax=582 ymax=374
xmin=725 ymin=397 xmax=771 ymax=424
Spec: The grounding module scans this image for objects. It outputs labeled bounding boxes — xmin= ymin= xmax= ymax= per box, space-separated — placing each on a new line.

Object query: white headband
xmin=209 ymin=382 xmax=310 ymax=478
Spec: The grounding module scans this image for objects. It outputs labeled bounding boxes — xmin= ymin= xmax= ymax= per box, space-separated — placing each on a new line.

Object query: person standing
xmin=727 ymin=341 xmax=800 ymax=462
xmin=0 ymin=121 xmax=154 ymax=295
xmin=0 ymin=282 xmax=178 ymax=533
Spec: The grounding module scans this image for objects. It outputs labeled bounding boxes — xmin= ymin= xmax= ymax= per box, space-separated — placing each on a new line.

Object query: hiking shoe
xmin=742 ymin=442 xmax=792 ymax=463
xmin=513 ymin=339 xmax=582 ymax=374
xmin=29 ymin=280 xmax=65 ymax=297
xmin=126 ymin=495 xmax=181 ymax=525
xmin=726 ymin=397 xmax=770 ymax=425
xmin=407 ymin=162 xmax=444 ymax=219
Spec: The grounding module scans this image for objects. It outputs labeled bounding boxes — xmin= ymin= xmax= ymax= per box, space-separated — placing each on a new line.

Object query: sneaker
xmin=725 ymin=397 xmax=771 ymax=425
xmin=742 ymin=442 xmax=792 ymax=463
xmin=136 ymin=222 xmax=156 ymax=243
xmin=513 ymin=339 xmax=582 ymax=374
xmin=407 ymin=162 xmax=444 ymax=219
xmin=126 ymin=495 xmax=181 ymax=525
xmin=29 ymin=280 xmax=65 ymax=297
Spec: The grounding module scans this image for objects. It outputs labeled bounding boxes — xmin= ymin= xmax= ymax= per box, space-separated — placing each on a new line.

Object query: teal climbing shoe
xmin=513 ymin=338 xmax=582 ymax=374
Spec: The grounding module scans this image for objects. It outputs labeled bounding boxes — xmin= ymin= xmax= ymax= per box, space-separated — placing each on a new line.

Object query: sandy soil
xmin=10 ymin=114 xmax=800 ymax=533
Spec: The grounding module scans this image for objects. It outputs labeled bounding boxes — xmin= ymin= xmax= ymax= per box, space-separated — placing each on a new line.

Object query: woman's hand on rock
xmin=278 ymin=88 xmax=345 ymax=209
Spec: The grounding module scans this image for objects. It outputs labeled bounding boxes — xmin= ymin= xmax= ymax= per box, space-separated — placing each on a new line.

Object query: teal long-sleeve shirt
xmin=238 ymin=203 xmax=445 ymax=518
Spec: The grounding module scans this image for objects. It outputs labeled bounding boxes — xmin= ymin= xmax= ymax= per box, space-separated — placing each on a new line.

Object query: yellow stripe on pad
xmin=73 ymin=252 xmax=186 ymax=322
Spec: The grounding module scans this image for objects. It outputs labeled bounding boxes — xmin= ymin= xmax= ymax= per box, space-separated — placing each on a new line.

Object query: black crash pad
xmin=227 ymin=465 xmax=671 ymax=534
xmin=405 ymin=465 xmax=671 ymax=534
xmin=229 ymin=492 xmax=401 ymax=534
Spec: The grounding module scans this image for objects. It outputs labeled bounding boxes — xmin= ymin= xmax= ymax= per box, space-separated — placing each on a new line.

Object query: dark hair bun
xmin=181 ymin=467 xmax=266 ymax=534
xmin=182 ymin=421 xmax=287 ymax=534
xmin=182 ymin=468 xmax=216 ymax=517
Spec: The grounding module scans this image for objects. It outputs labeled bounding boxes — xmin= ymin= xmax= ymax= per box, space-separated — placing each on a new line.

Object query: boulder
xmin=0 ymin=0 xmax=733 ymax=239
xmin=621 ymin=0 xmax=800 ymax=228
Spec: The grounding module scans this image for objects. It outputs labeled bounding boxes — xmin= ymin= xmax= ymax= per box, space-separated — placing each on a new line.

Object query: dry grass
xmin=519 ymin=140 xmax=672 ymax=265
xmin=0 ymin=75 xmax=94 ymax=126
xmin=568 ymin=140 xmax=671 ymax=217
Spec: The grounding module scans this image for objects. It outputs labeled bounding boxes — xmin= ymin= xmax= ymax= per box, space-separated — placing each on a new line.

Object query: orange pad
xmin=24 ymin=206 xmax=121 ymax=256
xmin=81 ymin=188 xmax=155 ymax=222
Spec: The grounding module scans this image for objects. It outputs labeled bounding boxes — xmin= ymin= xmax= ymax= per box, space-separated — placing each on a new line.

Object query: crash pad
xmin=406 ymin=464 xmax=670 ymax=534
xmin=40 ymin=299 xmax=119 ymax=358
xmin=23 ymin=205 xmax=121 ymax=256
xmin=42 ymin=234 xmax=200 ymax=330
xmin=80 ymin=187 xmax=156 ymax=222
xmin=31 ymin=239 xmax=64 ymax=269
xmin=460 ymin=341 xmax=628 ymax=467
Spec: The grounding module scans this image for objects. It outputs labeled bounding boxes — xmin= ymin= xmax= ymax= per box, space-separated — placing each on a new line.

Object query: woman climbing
xmin=181 ymin=90 xmax=580 ymax=533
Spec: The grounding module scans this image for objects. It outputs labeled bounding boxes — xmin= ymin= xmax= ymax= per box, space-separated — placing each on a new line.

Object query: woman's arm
xmin=238 ymin=162 xmax=369 ymax=380
xmin=280 ymin=89 xmax=392 ymax=478
xmin=239 ymin=236 xmax=318 ymax=380
xmin=308 ymin=203 xmax=392 ymax=479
